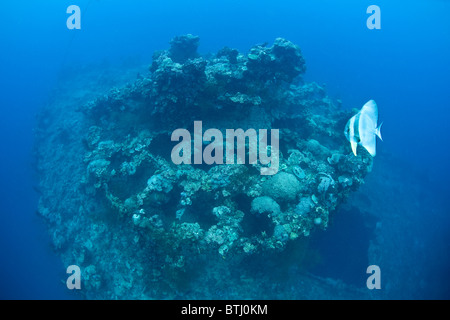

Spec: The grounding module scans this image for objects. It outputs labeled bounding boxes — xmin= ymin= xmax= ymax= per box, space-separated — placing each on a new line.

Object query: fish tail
xmin=375 ymin=122 xmax=383 ymax=141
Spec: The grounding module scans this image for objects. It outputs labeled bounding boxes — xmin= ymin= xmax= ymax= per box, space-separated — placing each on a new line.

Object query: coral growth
xmin=35 ymin=35 xmax=373 ymax=299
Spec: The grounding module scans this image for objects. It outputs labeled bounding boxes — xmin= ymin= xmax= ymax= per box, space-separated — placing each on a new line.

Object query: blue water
xmin=0 ymin=0 xmax=449 ymax=299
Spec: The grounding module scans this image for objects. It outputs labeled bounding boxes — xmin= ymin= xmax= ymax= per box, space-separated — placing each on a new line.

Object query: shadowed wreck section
xmin=35 ymin=35 xmax=375 ymax=299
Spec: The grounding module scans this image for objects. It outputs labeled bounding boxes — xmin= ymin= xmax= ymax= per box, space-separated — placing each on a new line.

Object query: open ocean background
xmin=0 ymin=0 xmax=449 ymax=299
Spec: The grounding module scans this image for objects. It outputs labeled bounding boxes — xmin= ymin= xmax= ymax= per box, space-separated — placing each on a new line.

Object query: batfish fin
xmin=351 ymin=140 xmax=358 ymax=156
xmin=375 ymin=122 xmax=383 ymax=141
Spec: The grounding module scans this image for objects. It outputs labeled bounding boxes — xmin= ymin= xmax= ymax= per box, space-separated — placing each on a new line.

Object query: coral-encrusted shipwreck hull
xmin=36 ymin=35 xmax=373 ymax=299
